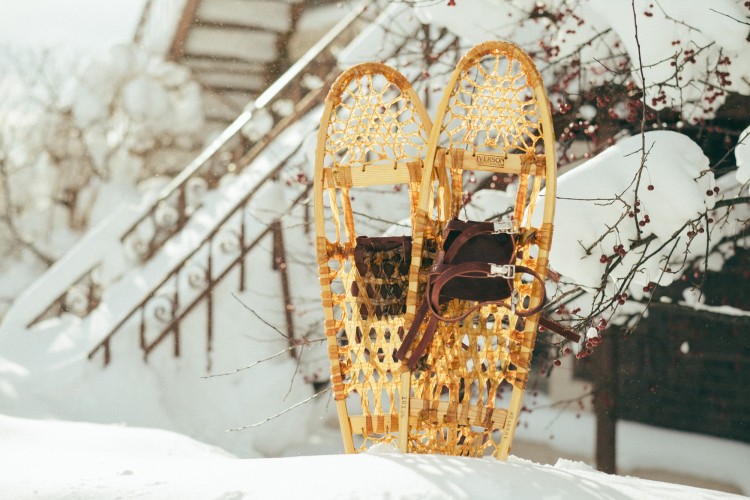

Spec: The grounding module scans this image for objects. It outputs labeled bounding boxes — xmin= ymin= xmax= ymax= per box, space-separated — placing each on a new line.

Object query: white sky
xmin=0 ymin=0 xmax=147 ymax=50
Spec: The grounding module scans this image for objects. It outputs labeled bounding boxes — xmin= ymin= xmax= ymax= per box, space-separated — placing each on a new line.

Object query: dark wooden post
xmin=593 ymin=329 xmax=618 ymax=473
xmin=271 ymin=220 xmax=296 ymax=355
xmin=168 ymin=0 xmax=200 ymax=61
xmin=206 ymin=247 xmax=214 ymax=372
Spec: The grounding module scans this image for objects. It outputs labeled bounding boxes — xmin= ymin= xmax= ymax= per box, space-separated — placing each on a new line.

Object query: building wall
xmin=552 ymin=248 xmax=750 ymax=444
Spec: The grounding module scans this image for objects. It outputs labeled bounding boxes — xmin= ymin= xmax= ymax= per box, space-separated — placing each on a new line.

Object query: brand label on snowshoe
xmin=476 ymin=153 xmax=506 ymax=167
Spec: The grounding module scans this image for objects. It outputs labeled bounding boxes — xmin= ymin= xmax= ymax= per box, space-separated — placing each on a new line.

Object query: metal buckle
xmin=492 ymin=216 xmax=516 ymax=234
xmin=489 ymin=264 xmax=515 ymax=278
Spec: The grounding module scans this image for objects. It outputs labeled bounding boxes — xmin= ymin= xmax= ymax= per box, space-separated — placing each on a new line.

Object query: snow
xmin=587 ymin=0 xmax=750 ymax=119
xmin=536 ymin=131 xmax=713 ymax=293
xmin=337 ymin=4 xmax=419 ymax=69
xmin=682 ymin=301 xmax=750 ymax=318
xmin=0 ymin=201 xmax=152 ymax=334
xmin=0 ymin=42 xmax=206 ymax=319
xmin=414 ymin=1 xmax=544 ymax=49
xmin=1 ymin=414 xmax=745 ymax=500
xmin=135 ymin=0 xmax=189 ymax=56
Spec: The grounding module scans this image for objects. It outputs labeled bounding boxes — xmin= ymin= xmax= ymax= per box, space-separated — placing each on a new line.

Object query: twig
xmin=631 ymin=0 xmax=648 ymax=236
xmin=285 ymin=343 xmax=303 ymax=400
xmin=201 ymin=345 xmax=302 ymax=378
xmin=709 ymin=8 xmax=750 ymax=27
xmin=625 ymin=236 xmax=681 ymax=333
xmin=227 ymin=386 xmax=332 ymax=431
xmin=714 ymin=196 xmax=750 ymax=209
xmin=349 ymin=209 xmax=409 ymax=228
xmin=232 ymin=292 xmax=292 ymax=340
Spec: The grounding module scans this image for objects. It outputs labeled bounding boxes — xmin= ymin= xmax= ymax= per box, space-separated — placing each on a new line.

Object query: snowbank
xmin=0 ymin=414 xmax=743 ymax=500
xmin=540 ymin=131 xmax=714 ymax=291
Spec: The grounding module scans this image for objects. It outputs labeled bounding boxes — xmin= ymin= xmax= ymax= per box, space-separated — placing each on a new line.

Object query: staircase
xmin=3 ymin=4 xmax=370 ymax=349
xmin=135 ymin=0 xmax=346 ymax=127
xmin=3 ymin=2 xmax=443 ymax=377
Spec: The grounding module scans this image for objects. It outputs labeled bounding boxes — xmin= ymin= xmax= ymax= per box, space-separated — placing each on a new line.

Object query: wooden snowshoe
xmin=313 ymin=63 xmax=435 ymax=452
xmin=397 ymin=41 xmax=558 ymax=459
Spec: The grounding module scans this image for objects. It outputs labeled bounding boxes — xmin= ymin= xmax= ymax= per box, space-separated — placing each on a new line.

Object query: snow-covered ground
xmin=2 ymin=414 xmax=745 ymax=500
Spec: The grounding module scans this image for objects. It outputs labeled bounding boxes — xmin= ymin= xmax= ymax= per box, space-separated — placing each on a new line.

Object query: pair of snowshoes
xmin=314 ymin=41 xmax=558 ymax=459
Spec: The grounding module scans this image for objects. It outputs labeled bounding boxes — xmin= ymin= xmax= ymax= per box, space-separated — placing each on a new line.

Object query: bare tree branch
xmin=227 ymin=386 xmax=332 ymax=431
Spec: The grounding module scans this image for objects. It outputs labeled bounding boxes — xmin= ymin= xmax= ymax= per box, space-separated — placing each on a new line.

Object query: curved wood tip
xmin=327 ymin=62 xmax=412 ymax=105
xmin=458 ymin=40 xmax=544 ymax=90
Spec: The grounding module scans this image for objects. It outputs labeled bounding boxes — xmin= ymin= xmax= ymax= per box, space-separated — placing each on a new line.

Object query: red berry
xmin=554 ymin=359 xmax=562 ymax=367
xmin=647 ymin=184 xmax=654 ymax=190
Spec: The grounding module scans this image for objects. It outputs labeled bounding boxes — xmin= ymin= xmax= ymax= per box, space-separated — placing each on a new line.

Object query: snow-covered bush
xmin=0 ymin=44 xmax=205 ymax=310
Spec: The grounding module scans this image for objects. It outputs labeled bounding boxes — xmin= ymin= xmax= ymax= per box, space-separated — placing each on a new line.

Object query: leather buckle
xmin=492 ymin=216 xmax=516 ymax=234
xmin=489 ymin=264 xmax=515 ymax=278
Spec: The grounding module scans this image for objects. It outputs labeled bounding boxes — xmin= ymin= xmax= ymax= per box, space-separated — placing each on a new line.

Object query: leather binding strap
xmin=396 ymin=219 xmax=579 ymax=370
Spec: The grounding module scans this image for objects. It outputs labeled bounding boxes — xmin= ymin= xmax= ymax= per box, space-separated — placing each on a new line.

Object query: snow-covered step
xmin=181 ymin=56 xmax=266 ymax=76
xmin=183 ymin=27 xmax=278 ymax=62
xmin=136 ymin=0 xmax=348 ymax=126
xmin=202 ymin=90 xmax=253 ymax=122
xmin=194 ymin=71 xmax=266 ymax=93
xmin=195 ymin=0 xmax=297 ymax=33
